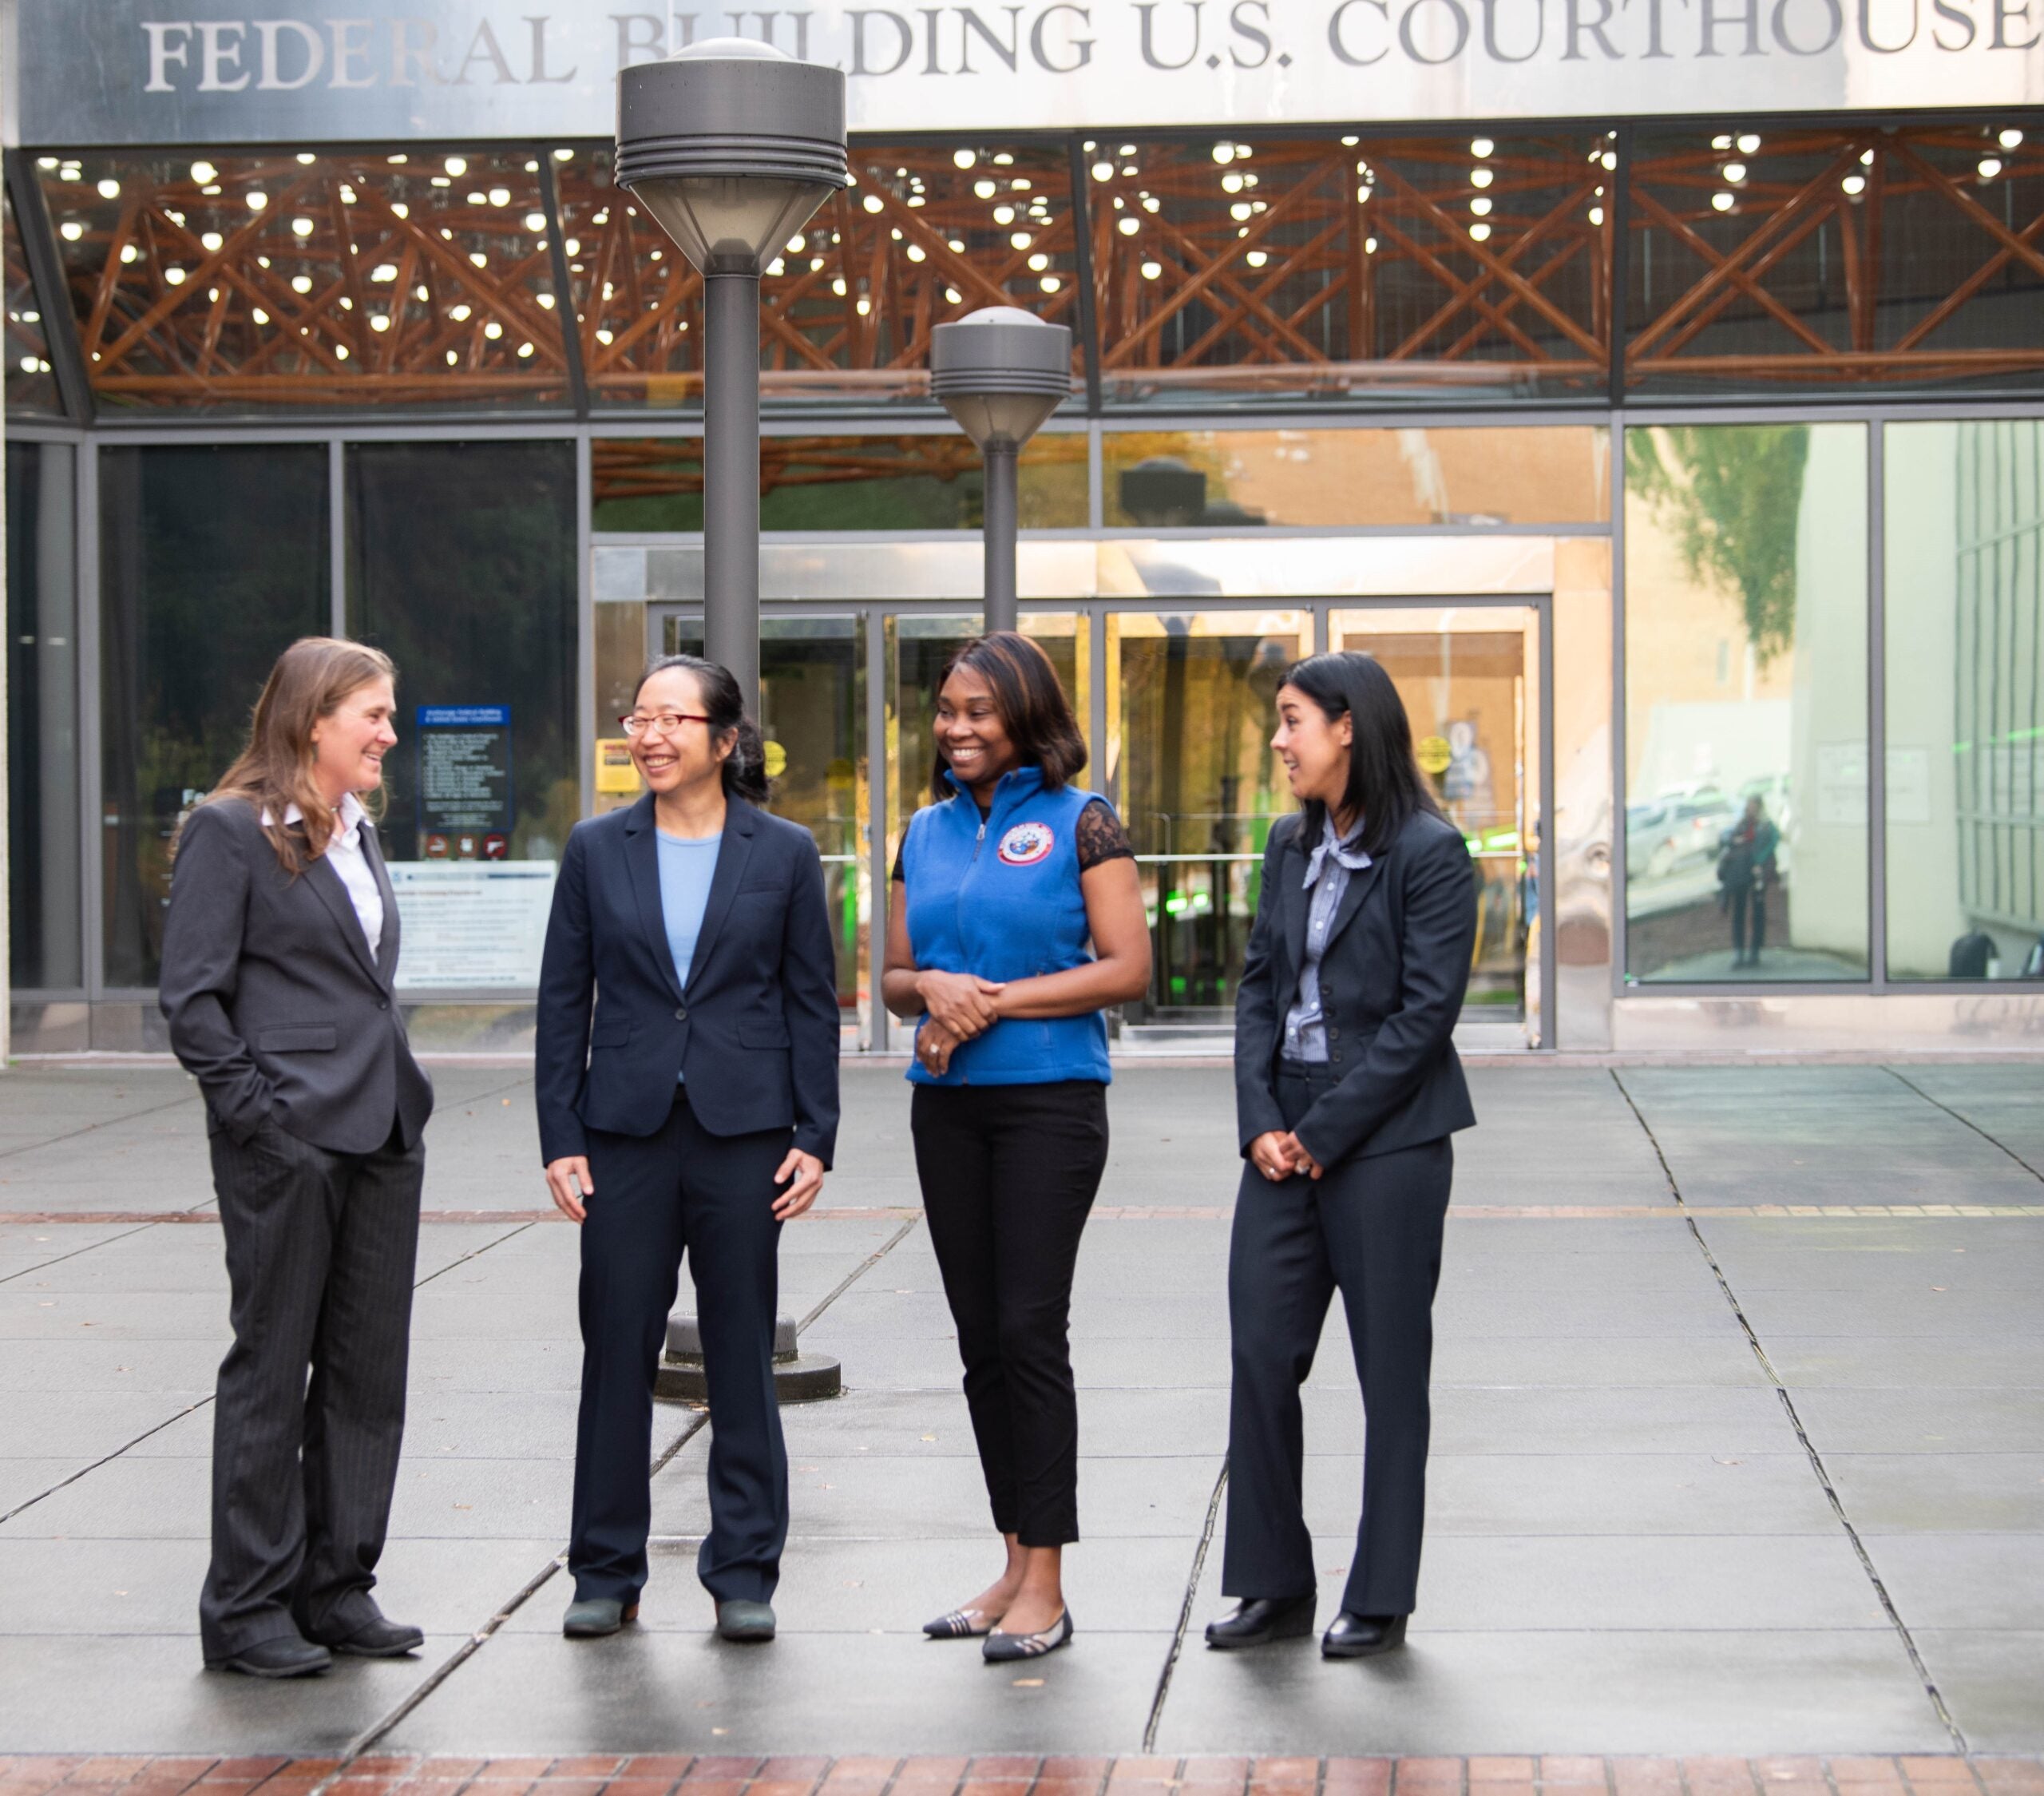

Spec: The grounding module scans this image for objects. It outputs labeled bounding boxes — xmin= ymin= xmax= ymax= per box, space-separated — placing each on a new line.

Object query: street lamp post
xmin=929 ymin=306 xmax=1073 ymax=635
xmin=615 ymin=38 xmax=849 ymax=705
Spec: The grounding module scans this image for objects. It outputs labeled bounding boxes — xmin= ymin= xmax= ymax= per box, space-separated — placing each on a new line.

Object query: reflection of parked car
xmin=1626 ymin=790 xmax=1737 ymax=879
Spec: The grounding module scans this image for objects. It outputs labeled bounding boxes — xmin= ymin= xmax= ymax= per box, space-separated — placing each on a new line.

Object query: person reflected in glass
xmin=1206 ymin=652 xmax=1479 ymax=1661
xmin=881 ymin=632 xmax=1151 ymax=1663
xmin=160 ymin=638 xmax=435 ymax=1679
xmin=1717 ymin=795 xmax=1779 ymax=969
xmin=535 ymin=656 xmax=841 ymax=1645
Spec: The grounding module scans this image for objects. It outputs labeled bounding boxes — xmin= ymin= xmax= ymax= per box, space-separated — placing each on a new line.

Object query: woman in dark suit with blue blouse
xmin=1206 ymin=652 xmax=1479 ymax=1662
xmin=535 ymin=654 xmax=840 ymax=1645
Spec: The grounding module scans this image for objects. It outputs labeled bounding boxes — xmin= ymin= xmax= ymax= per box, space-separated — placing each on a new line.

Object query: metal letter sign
xmin=6 ymin=0 xmax=2039 ymax=145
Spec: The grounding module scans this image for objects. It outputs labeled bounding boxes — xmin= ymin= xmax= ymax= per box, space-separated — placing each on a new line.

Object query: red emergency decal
xmin=997 ymin=821 xmax=1056 ymax=866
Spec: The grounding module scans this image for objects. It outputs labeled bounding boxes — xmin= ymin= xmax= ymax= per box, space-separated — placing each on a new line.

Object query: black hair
xmin=636 ymin=654 xmax=770 ymax=804
xmin=928 ymin=630 xmax=1088 ymax=802
xmin=1278 ymin=651 xmax=1444 ymax=858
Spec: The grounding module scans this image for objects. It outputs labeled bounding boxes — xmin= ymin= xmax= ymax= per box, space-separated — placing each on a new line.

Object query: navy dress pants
xmin=571 ymin=1088 xmax=790 ymax=1607
xmin=1222 ymin=1063 xmax=1454 ymax=1619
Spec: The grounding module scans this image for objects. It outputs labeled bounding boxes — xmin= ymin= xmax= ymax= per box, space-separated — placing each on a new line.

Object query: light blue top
xmin=656 ymin=829 xmax=723 ymax=1081
xmin=1281 ymin=812 xmax=1372 ymax=1064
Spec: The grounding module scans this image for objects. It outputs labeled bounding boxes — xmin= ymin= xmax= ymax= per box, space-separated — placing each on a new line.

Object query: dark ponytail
xmin=637 ymin=654 xmax=770 ymax=804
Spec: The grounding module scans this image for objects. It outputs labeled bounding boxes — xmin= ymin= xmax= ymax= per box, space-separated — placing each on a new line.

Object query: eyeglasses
xmin=620 ymin=711 xmax=711 ymax=738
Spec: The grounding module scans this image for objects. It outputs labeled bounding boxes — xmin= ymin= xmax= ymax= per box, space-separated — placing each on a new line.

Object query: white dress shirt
xmin=264 ymin=792 xmax=385 ymax=957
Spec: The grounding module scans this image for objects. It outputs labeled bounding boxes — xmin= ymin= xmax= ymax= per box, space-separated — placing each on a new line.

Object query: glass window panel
xmin=1629 ymin=125 xmax=2044 ymax=398
xmin=1103 ymin=426 xmax=1608 ymax=528
xmin=1107 ymin=609 xmax=1304 ymax=1015
xmin=654 ymin=614 xmax=873 ymax=1035
xmin=4 ymin=178 xmax=63 ymax=416
xmin=347 ymin=442 xmax=578 ymax=869
xmin=101 ymin=444 xmax=330 ymax=988
xmin=557 ymin=141 xmax=1080 ymax=414
xmin=1095 ymin=133 xmax=1610 ymax=409
xmin=1333 ymin=609 xmax=1540 ymax=1027
xmin=1623 ymin=423 xmax=1868 ymax=982
xmin=42 ymin=150 xmax=570 ymax=414
xmin=591 ymin=433 xmax=1087 ymax=533
xmin=7 ymin=442 xmax=82 ymax=988
xmin=1885 ymin=420 xmax=2044 ymax=981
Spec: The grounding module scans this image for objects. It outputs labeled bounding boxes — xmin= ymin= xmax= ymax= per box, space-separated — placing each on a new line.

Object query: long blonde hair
xmin=202 ymin=636 xmax=398 ymax=874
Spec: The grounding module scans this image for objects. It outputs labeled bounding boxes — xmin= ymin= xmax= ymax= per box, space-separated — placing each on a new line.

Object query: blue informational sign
xmin=415 ymin=704 xmax=513 ymax=857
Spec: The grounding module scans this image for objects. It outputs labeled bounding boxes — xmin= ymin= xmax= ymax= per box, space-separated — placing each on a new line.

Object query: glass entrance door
xmin=1106 ymin=610 xmax=1307 ymax=1029
xmin=1332 ymin=605 xmax=1546 ymax=1044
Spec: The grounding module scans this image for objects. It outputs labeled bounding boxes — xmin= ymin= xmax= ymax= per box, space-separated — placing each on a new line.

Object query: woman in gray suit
xmin=161 ymin=636 xmax=435 ymax=1679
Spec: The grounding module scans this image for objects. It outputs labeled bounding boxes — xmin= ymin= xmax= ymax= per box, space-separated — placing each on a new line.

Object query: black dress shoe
xmin=1204 ymin=1593 xmax=1316 ymax=1650
xmin=320 ymin=1616 xmax=425 ymax=1658
xmin=208 ymin=1635 xmax=333 ymax=1679
xmin=1321 ymin=1611 xmax=1408 ymax=1659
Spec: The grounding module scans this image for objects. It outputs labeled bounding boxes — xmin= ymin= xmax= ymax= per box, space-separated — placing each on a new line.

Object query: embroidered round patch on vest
xmin=996 ymin=821 xmax=1056 ymax=866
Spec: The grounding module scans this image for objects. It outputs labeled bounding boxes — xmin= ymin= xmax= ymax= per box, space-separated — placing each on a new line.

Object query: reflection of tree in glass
xmin=1627 ymin=425 xmax=1808 ymax=664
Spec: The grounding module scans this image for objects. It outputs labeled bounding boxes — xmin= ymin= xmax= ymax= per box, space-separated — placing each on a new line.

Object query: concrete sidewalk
xmin=0 ymin=1061 xmax=2038 ymax=1759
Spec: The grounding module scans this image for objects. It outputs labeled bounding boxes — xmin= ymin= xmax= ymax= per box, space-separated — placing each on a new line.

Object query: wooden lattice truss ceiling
xmin=40 ymin=147 xmax=572 ymax=404
xmin=1087 ymin=133 xmax=1611 ymax=391
xmin=557 ymin=142 xmax=1083 ymax=401
xmin=21 ymin=123 xmax=2042 ymax=407
xmin=1627 ymin=125 xmax=2044 ymax=383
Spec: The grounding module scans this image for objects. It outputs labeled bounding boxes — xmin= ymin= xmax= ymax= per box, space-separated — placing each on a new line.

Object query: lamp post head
xmin=615 ymin=37 xmax=849 ymax=277
xmin=929 ymin=305 xmax=1074 ymax=451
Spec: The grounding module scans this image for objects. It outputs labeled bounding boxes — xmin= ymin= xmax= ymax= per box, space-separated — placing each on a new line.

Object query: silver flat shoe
xmin=923 ymin=1607 xmax=996 ymax=1639
xmin=982 ymin=1607 xmax=1072 ymax=1662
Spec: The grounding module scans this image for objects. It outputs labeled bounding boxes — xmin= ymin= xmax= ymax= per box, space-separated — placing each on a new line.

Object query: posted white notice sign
xmin=388 ymin=860 xmax=557 ymax=991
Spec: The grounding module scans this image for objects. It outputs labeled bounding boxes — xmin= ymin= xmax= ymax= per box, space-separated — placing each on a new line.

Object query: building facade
xmin=4 ymin=1 xmax=2042 ymax=1055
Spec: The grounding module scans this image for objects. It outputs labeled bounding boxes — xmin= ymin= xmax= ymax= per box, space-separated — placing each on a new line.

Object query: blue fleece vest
xmin=900 ymin=767 xmax=1114 ymax=1087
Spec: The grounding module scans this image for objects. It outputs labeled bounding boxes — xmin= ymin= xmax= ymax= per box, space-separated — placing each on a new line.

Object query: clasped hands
xmin=913 ymin=969 xmax=1007 ymax=1077
xmin=1249 ymin=1129 xmax=1325 ymax=1183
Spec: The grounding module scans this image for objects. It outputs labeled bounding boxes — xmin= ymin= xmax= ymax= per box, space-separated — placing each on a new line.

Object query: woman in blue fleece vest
xmin=881 ymin=631 xmax=1151 ymax=1663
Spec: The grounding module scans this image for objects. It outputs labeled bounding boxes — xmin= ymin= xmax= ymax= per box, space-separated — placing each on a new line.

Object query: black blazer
xmin=1235 ymin=807 xmax=1479 ymax=1169
xmin=160 ymin=798 xmax=434 ymax=1155
xmin=533 ymin=793 xmax=841 ymax=1168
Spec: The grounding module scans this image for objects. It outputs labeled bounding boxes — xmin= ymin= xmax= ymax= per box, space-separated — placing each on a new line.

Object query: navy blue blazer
xmin=1235 ymin=807 xmax=1479 ymax=1169
xmin=533 ymin=793 xmax=842 ymax=1168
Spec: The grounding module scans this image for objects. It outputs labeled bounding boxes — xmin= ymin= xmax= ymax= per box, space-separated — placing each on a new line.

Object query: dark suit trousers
xmin=572 ymin=1090 xmax=790 ymax=1606
xmin=202 ymin=1115 xmax=421 ymax=1660
xmin=1222 ymin=1064 xmax=1453 ymax=1618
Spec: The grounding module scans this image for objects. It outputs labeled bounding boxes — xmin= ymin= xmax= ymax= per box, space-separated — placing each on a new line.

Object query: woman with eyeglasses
xmin=535 ymin=655 xmax=841 ymax=1646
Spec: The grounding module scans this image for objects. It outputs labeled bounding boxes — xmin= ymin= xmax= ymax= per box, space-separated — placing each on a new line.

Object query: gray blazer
xmin=160 ymin=798 xmax=434 ymax=1155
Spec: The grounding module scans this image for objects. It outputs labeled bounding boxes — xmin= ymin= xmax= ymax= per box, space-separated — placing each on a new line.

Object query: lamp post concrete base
xmin=656 ymin=1312 xmax=842 ymax=1404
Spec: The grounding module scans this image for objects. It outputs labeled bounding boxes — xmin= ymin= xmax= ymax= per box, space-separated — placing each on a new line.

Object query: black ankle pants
xmin=911 ymin=1079 xmax=1109 ymax=1548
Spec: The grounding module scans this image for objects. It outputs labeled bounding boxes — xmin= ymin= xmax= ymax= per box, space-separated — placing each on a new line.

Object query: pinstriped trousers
xmin=200 ymin=1114 xmax=422 ymax=1661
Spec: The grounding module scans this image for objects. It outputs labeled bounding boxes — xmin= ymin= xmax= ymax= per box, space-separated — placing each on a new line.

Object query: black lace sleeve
xmin=1075 ymin=799 xmax=1135 ymax=872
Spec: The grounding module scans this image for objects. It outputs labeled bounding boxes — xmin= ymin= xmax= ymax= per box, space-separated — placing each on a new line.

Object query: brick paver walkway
xmin=2 ymin=1759 xmax=2041 ymax=1796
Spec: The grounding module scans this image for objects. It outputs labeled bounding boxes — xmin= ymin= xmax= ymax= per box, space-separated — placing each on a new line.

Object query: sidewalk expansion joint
xmin=1882 ymin=1066 xmax=2044 ymax=1183
xmin=319 ymin=1214 xmax=929 ymax=1785
xmin=1609 ymin=1070 xmax=1971 ymax=1758
xmin=0 ymin=1217 xmax=534 ymax=1529
xmin=1143 ymin=1456 xmax=1230 ymax=1752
